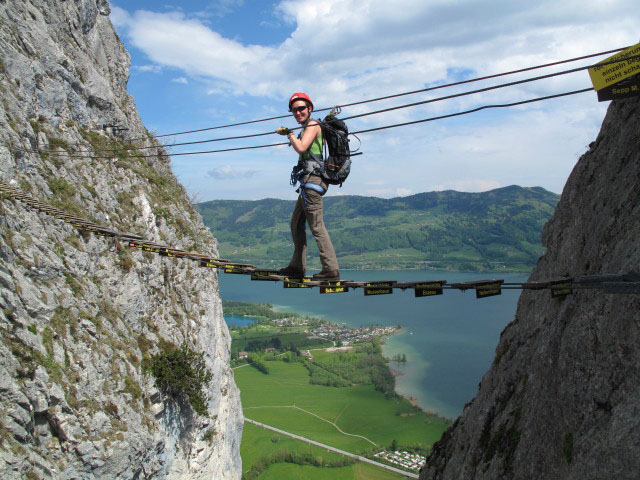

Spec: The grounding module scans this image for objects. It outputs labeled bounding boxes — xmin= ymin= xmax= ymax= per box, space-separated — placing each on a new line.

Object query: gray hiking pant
xmin=287 ymin=174 xmax=339 ymax=272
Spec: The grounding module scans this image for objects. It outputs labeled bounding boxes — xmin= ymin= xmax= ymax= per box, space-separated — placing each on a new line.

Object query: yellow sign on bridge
xmin=588 ymin=42 xmax=640 ymax=91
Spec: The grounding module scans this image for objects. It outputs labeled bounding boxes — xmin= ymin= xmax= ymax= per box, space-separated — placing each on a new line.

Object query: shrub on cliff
xmin=147 ymin=344 xmax=213 ymax=416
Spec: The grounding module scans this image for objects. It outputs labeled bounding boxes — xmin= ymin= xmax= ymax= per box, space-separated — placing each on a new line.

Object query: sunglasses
xmin=291 ymin=106 xmax=308 ymax=113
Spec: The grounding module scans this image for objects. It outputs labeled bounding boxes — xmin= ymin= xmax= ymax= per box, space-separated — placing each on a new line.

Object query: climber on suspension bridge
xmin=276 ymin=92 xmax=340 ymax=281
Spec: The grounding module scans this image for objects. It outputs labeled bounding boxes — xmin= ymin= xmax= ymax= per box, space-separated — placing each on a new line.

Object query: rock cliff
xmin=0 ymin=1 xmax=243 ymax=479
xmin=420 ymin=97 xmax=640 ymax=479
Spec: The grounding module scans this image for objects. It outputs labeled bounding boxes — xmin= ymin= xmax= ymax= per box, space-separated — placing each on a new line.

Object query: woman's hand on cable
xmin=276 ymin=127 xmax=297 ymax=149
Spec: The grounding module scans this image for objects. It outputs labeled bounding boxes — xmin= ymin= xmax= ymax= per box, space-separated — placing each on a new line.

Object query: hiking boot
xmin=277 ymin=266 xmax=305 ymax=277
xmin=312 ymin=270 xmax=340 ymax=281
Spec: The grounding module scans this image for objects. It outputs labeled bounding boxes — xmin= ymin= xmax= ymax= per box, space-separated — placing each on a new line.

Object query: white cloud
xmin=453 ymin=179 xmax=502 ymax=192
xmin=366 ymin=188 xmax=394 ymax=197
xmin=207 ymin=165 xmax=259 ymax=179
xmin=395 ymin=187 xmax=414 ymax=197
xmin=113 ymin=1 xmax=640 ymax=106
xmin=111 ymin=7 xmax=281 ymax=96
xmin=427 ymin=180 xmax=500 ymax=192
xmin=198 ymin=0 xmax=246 ymax=19
xmin=134 ymin=64 xmax=162 ymax=73
xmin=112 ymin=1 xmax=640 ymax=199
xmin=171 ymin=77 xmax=188 ymax=84
xmin=113 ymin=0 xmax=640 ymax=128
xmin=109 ymin=5 xmax=131 ymax=28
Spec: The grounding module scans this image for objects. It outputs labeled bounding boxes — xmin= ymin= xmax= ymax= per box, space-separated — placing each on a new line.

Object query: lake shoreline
xmin=226 ymin=303 xmax=418 ymax=414
xmin=226 ymin=299 xmax=459 ymax=420
xmin=381 ymin=336 xmax=434 ymax=417
xmin=221 ymin=270 xmax=527 ymax=422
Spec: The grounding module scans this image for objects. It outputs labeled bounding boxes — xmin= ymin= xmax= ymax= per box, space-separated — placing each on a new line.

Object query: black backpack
xmin=318 ymin=109 xmax=358 ymax=186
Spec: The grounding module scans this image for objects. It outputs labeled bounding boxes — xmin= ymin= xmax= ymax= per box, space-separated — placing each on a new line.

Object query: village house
xmin=373 ymin=450 xmax=426 ymax=472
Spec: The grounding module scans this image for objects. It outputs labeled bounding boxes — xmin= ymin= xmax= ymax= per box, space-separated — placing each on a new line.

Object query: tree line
xmin=303 ymin=340 xmax=396 ymax=398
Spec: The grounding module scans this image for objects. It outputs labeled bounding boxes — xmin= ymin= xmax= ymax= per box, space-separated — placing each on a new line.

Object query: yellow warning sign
xmin=588 ymin=43 xmax=640 ymax=91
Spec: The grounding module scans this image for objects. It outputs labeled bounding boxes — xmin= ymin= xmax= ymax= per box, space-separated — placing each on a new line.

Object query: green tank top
xmin=309 ymin=129 xmax=323 ymax=156
xmin=299 ymin=122 xmax=323 ymax=159
xmin=298 ymin=120 xmax=324 ymax=175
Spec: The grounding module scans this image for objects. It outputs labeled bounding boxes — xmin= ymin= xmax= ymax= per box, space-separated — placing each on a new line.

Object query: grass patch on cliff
xmin=48 ymin=136 xmax=71 ymax=152
xmin=122 ymin=374 xmax=143 ymax=402
xmin=48 ymin=178 xmax=75 ymax=197
xmin=116 ymin=249 xmax=135 ymax=273
xmin=79 ymin=127 xmax=140 ymax=161
xmin=47 ymin=178 xmax=83 ymax=216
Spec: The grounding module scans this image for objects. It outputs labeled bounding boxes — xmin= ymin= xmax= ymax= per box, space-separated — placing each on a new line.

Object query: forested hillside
xmin=196 ymin=185 xmax=559 ymax=272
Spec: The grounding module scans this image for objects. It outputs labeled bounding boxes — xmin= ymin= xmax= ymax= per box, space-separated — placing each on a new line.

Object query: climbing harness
xmin=290 ymin=166 xmax=325 ymax=208
xmin=297 ymin=176 xmax=325 ymax=208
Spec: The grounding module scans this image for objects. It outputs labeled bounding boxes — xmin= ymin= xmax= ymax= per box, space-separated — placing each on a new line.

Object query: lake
xmin=225 ymin=314 xmax=256 ymax=328
xmin=219 ymin=269 xmax=527 ymax=419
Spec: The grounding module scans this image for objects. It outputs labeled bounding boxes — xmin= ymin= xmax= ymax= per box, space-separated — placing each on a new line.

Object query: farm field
xmin=256 ymin=462 xmax=405 ymax=479
xmin=235 ymin=360 xmax=449 ymax=453
xmin=241 ymin=422 xmax=404 ymax=479
xmin=230 ymin=324 xmax=281 ymax=337
xmin=230 ymin=322 xmax=332 ymax=352
xmin=232 ymin=332 xmax=331 ymax=354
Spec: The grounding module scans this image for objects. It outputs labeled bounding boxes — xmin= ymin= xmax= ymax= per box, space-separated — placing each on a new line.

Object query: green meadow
xmin=256 ymin=463 xmax=403 ymax=480
xmin=228 ymin=312 xmax=333 ymax=354
xmin=232 ymin=332 xmax=330 ymax=353
xmin=235 ymin=360 xmax=450 ymax=454
xmin=241 ymin=422 xmax=404 ymax=479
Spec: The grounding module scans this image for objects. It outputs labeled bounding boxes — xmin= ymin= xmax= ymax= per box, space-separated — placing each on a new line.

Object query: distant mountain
xmin=195 ymin=185 xmax=560 ymax=272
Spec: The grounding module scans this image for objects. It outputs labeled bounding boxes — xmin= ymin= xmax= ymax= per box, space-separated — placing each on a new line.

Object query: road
xmin=244 ymin=417 xmax=420 ymax=479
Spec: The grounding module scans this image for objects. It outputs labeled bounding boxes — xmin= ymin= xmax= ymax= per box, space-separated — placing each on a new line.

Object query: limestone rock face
xmin=420 ymin=97 xmax=640 ymax=479
xmin=0 ymin=1 xmax=242 ymax=479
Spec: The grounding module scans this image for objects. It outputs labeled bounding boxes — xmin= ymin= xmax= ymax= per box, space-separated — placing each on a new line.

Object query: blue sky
xmin=110 ymin=0 xmax=640 ymax=201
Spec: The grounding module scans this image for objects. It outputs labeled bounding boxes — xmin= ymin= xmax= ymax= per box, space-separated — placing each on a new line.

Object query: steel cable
xmin=20 ymin=46 xmax=630 ymax=154
xmin=123 ymin=46 xmax=628 ymax=141
xmin=41 ymin=87 xmax=593 ymax=159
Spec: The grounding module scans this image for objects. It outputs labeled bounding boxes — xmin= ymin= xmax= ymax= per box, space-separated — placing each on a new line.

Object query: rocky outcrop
xmin=0 ymin=1 xmax=242 ymax=479
xmin=420 ymin=97 xmax=640 ymax=479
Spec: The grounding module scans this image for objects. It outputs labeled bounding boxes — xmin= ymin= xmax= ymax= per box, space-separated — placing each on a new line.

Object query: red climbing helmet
xmin=288 ymin=92 xmax=314 ymax=111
